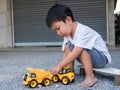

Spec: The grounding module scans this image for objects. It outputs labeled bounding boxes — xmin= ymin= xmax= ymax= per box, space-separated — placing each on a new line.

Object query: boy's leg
xmin=64 ymin=43 xmax=74 ymax=71
xmin=78 ymin=49 xmax=97 ymax=87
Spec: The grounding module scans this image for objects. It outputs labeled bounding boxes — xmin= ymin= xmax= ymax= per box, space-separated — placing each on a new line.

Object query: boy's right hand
xmin=49 ymin=65 xmax=61 ymax=75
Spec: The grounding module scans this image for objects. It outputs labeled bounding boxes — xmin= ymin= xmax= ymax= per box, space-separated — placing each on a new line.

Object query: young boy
xmin=46 ymin=4 xmax=111 ymax=87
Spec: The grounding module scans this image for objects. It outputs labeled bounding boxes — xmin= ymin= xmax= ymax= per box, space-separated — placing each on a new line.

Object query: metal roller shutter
xmin=13 ymin=0 xmax=107 ymax=46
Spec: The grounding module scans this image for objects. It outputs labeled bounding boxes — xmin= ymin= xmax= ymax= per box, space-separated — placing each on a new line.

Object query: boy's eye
xmin=53 ymin=26 xmax=60 ymax=32
xmin=57 ymin=27 xmax=60 ymax=30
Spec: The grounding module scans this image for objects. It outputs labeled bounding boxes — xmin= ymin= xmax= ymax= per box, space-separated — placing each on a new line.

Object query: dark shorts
xmin=67 ymin=41 xmax=108 ymax=68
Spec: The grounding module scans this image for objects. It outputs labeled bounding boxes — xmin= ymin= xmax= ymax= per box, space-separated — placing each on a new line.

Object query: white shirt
xmin=114 ymin=0 xmax=120 ymax=15
xmin=62 ymin=22 xmax=111 ymax=63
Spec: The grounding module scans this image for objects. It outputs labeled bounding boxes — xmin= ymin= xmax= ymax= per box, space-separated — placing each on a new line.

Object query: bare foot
xmin=78 ymin=77 xmax=97 ymax=87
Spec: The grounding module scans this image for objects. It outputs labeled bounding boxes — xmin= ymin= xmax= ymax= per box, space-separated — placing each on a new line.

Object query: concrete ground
xmin=0 ymin=47 xmax=120 ymax=90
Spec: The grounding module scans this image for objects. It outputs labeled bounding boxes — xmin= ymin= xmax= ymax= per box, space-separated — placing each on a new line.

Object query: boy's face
xmin=50 ymin=17 xmax=73 ymax=37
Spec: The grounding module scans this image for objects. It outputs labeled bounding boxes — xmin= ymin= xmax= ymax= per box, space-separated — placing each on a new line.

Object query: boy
xmin=46 ymin=4 xmax=111 ymax=87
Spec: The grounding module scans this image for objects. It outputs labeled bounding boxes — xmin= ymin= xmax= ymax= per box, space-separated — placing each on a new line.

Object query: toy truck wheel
xmin=52 ymin=75 xmax=59 ymax=83
xmin=42 ymin=78 xmax=51 ymax=86
xmin=28 ymin=80 xmax=37 ymax=88
xmin=62 ymin=76 xmax=70 ymax=85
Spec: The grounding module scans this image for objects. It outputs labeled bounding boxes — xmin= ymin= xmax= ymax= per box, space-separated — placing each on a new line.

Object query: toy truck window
xmin=30 ymin=73 xmax=36 ymax=78
xmin=64 ymin=68 xmax=71 ymax=73
xmin=60 ymin=68 xmax=71 ymax=74
xmin=23 ymin=74 xmax=27 ymax=81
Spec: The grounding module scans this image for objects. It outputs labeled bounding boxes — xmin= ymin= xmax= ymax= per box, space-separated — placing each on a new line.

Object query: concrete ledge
xmin=0 ymin=46 xmax=62 ymax=52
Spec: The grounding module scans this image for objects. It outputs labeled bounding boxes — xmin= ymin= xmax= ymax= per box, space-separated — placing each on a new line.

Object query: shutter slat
xmin=13 ymin=0 xmax=107 ymax=44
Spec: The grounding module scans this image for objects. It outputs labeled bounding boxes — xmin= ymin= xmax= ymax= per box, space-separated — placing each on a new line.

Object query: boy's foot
xmin=78 ymin=77 xmax=97 ymax=87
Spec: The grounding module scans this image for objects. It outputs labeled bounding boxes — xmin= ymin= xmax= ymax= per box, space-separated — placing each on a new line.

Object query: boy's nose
xmin=57 ymin=31 xmax=61 ymax=35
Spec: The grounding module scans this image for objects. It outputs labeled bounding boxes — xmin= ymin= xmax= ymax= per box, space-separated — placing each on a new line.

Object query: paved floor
xmin=0 ymin=47 xmax=120 ymax=90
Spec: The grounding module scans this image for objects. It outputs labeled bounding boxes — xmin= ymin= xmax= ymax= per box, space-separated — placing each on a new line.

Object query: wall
xmin=108 ymin=0 xmax=115 ymax=47
xmin=0 ymin=0 xmax=12 ymax=48
xmin=0 ymin=0 xmax=115 ymax=48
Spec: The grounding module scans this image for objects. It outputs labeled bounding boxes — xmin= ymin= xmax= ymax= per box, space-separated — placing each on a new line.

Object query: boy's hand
xmin=49 ymin=65 xmax=61 ymax=75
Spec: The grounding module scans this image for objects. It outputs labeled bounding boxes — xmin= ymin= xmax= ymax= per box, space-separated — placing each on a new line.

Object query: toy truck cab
xmin=23 ymin=67 xmax=53 ymax=88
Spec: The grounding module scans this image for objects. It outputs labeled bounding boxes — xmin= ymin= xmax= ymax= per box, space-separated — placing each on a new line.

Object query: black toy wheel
xmin=52 ymin=75 xmax=59 ymax=83
xmin=62 ymin=76 xmax=70 ymax=85
xmin=28 ymin=80 xmax=37 ymax=88
xmin=42 ymin=78 xmax=51 ymax=86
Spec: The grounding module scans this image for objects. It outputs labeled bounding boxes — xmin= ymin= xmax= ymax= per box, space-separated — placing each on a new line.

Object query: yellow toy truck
xmin=22 ymin=67 xmax=53 ymax=88
xmin=22 ymin=67 xmax=75 ymax=88
xmin=52 ymin=67 xmax=75 ymax=85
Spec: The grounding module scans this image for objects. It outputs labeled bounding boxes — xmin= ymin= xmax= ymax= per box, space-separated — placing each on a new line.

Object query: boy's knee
xmin=65 ymin=44 xmax=70 ymax=50
xmin=81 ymin=49 xmax=90 ymax=56
xmin=77 ymin=49 xmax=90 ymax=61
xmin=67 ymin=41 xmax=74 ymax=51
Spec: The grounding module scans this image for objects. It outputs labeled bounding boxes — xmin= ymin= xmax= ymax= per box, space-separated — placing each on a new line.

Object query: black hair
xmin=46 ymin=4 xmax=74 ymax=28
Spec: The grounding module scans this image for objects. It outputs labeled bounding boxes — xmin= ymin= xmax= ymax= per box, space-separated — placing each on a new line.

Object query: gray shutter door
xmin=13 ymin=0 xmax=107 ymax=46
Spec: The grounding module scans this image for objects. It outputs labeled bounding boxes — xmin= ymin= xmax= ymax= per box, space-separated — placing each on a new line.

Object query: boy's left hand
xmin=49 ymin=65 xmax=61 ymax=75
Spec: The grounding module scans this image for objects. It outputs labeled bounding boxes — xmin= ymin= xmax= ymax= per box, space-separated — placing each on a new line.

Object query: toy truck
xmin=52 ymin=67 xmax=75 ymax=85
xmin=22 ymin=67 xmax=75 ymax=88
xmin=22 ymin=67 xmax=53 ymax=88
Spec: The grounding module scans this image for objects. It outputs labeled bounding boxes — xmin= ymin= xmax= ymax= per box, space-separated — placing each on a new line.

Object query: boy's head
xmin=46 ymin=4 xmax=74 ymax=28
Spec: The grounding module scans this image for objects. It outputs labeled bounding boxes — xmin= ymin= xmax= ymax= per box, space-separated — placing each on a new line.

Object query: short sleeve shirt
xmin=62 ymin=22 xmax=111 ymax=63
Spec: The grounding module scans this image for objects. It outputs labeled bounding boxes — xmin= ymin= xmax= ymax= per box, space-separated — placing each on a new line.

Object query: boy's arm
xmin=49 ymin=46 xmax=83 ymax=74
xmin=62 ymin=43 xmax=75 ymax=71
xmin=61 ymin=43 xmax=71 ymax=62
xmin=58 ymin=46 xmax=83 ymax=68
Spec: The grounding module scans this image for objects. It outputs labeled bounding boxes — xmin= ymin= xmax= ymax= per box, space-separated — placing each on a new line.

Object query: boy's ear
xmin=66 ymin=16 xmax=73 ymax=24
